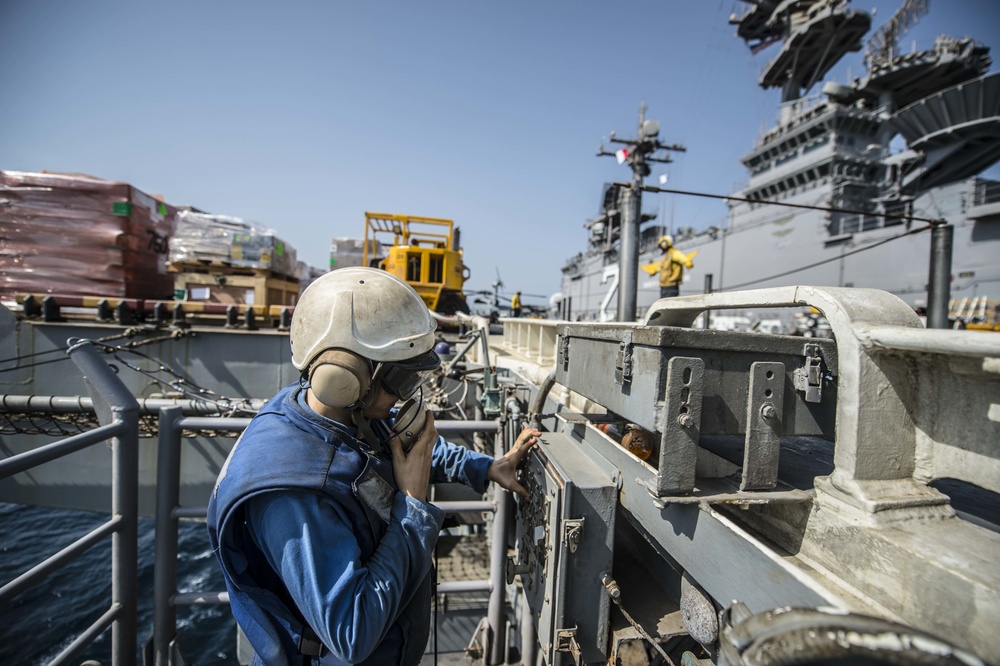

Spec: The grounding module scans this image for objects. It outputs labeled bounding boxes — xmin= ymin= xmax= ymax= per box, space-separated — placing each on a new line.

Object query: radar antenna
xmin=866 ymin=0 xmax=929 ymax=67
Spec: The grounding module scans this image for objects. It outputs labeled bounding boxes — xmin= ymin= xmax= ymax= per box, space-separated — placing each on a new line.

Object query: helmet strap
xmin=344 ymin=358 xmax=389 ymax=452
xmin=351 ymin=409 xmax=385 ymax=454
xmin=341 ymin=361 xmax=384 ymax=412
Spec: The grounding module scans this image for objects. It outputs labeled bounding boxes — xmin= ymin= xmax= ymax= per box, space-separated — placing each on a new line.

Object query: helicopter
xmin=466 ymin=267 xmax=548 ymax=321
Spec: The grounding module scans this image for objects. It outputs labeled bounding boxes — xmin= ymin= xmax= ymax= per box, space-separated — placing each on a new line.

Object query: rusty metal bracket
xmin=555 ymin=626 xmax=582 ymax=664
xmin=741 ymin=361 xmax=785 ymax=491
xmin=793 ymin=344 xmax=824 ymax=403
xmin=615 ymin=330 xmax=634 ymax=385
xmin=640 ymin=476 xmax=812 ymax=507
xmin=656 ymin=356 xmax=705 ymax=496
xmin=562 ymin=517 xmax=585 ymax=553
xmin=559 ymin=334 xmax=571 ymax=370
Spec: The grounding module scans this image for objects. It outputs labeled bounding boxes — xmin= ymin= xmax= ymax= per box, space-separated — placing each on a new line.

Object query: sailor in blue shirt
xmin=207 ymin=267 xmax=539 ymax=666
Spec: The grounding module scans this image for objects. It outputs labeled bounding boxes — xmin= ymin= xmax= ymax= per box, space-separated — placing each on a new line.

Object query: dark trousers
xmin=659 ymin=285 xmax=680 ymax=298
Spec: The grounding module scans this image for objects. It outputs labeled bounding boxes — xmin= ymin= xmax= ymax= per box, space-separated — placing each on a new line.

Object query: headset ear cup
xmin=309 ymin=350 xmax=372 ymax=409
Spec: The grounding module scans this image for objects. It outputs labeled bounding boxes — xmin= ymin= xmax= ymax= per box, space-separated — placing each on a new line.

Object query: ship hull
xmin=559 ymin=177 xmax=1000 ymax=322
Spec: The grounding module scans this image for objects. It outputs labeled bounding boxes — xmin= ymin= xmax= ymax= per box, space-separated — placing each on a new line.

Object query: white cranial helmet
xmin=290 ymin=267 xmax=438 ymax=371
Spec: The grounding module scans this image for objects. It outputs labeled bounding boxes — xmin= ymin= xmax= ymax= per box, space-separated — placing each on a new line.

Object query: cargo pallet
xmin=169 ymin=263 xmax=299 ymax=309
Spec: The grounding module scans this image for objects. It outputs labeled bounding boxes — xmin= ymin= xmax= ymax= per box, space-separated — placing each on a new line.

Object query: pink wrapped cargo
xmin=0 ymin=171 xmax=178 ymax=300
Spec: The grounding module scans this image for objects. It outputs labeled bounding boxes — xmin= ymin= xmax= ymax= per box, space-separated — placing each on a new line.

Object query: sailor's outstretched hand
xmin=487 ymin=427 xmax=541 ymax=499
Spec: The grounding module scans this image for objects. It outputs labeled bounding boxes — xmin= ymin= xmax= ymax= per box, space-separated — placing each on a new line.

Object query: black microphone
xmin=391 ymin=397 xmax=428 ymax=452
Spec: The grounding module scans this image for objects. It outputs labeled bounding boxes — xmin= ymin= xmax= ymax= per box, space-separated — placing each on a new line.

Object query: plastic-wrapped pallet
xmin=0 ymin=170 xmax=177 ymax=300
xmin=330 ymin=237 xmax=380 ymax=270
xmin=170 ymin=211 xmax=297 ymax=278
xmin=297 ymin=261 xmax=328 ymax=292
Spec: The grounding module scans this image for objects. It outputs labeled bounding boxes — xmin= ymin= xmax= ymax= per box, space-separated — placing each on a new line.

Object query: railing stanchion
xmin=153 ymin=406 xmax=184 ymax=666
xmin=111 ymin=394 xmax=140 ymax=666
xmin=67 ymin=340 xmax=141 ymax=666
xmin=487 ymin=420 xmax=512 ymax=665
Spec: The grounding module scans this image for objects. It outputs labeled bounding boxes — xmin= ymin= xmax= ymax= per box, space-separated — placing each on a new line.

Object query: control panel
xmin=508 ymin=432 xmax=617 ymax=664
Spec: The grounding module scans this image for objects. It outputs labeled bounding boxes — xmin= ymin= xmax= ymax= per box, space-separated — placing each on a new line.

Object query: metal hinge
xmin=562 ymin=517 xmax=584 ymax=553
xmin=794 ymin=344 xmax=824 ymax=403
xmin=559 ymin=335 xmax=571 ymax=370
xmin=615 ymin=331 xmax=634 ymax=385
xmin=555 ymin=627 xmax=582 ymax=664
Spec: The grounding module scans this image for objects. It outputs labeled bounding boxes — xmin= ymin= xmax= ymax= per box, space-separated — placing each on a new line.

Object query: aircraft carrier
xmin=557 ymin=0 xmax=1000 ymax=325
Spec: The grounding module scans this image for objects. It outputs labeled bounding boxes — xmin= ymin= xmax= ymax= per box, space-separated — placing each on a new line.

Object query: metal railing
xmin=150 ymin=407 xmax=509 ymax=666
xmin=500 ymin=318 xmax=560 ymax=366
xmin=1 ymin=340 xmax=514 ymax=665
xmin=148 ymin=408 xmax=250 ymax=666
xmin=0 ymin=339 xmax=140 ymax=666
xmin=828 ymin=211 xmax=898 ymax=236
xmin=972 ymin=179 xmax=1000 ymax=207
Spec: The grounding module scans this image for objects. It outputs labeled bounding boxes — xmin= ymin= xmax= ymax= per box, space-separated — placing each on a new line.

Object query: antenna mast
xmin=597 ymin=103 xmax=685 ymax=321
xmin=866 ymin=0 xmax=929 ymax=67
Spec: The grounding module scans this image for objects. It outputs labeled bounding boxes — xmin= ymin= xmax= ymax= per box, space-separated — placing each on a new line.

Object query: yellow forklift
xmin=945 ymin=296 xmax=1000 ymax=331
xmin=363 ymin=212 xmax=471 ymax=315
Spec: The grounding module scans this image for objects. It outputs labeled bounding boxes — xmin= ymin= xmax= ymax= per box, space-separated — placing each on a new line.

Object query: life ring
xmin=462 ymin=266 xmax=471 ymax=280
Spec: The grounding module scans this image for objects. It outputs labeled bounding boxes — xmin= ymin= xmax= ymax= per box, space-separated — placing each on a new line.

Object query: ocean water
xmin=0 ymin=503 xmax=237 ymax=665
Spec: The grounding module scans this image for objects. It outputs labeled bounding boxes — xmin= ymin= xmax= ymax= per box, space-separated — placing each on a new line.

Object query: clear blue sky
xmin=2 ymin=0 xmax=998 ymax=305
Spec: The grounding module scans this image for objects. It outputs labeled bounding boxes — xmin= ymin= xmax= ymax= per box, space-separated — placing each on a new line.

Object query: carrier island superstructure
xmin=558 ymin=0 xmax=1000 ymax=323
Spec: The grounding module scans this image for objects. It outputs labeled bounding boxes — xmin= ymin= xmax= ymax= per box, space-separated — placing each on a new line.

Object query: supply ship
xmin=558 ymin=0 xmax=1000 ymax=324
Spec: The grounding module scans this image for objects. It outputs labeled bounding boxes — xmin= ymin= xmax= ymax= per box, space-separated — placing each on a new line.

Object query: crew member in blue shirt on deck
xmin=207 ymin=267 xmax=540 ymax=666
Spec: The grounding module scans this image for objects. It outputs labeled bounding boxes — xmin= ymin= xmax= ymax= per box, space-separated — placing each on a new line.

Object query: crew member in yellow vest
xmin=511 ymin=290 xmax=522 ymax=317
xmin=657 ymin=235 xmax=693 ymax=298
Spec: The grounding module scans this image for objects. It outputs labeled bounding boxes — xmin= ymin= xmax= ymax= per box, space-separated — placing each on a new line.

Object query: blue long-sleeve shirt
xmin=248 ymin=490 xmax=437 ymax=661
xmin=245 ymin=418 xmax=492 ymax=663
xmin=209 ymin=382 xmax=495 ymax=665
